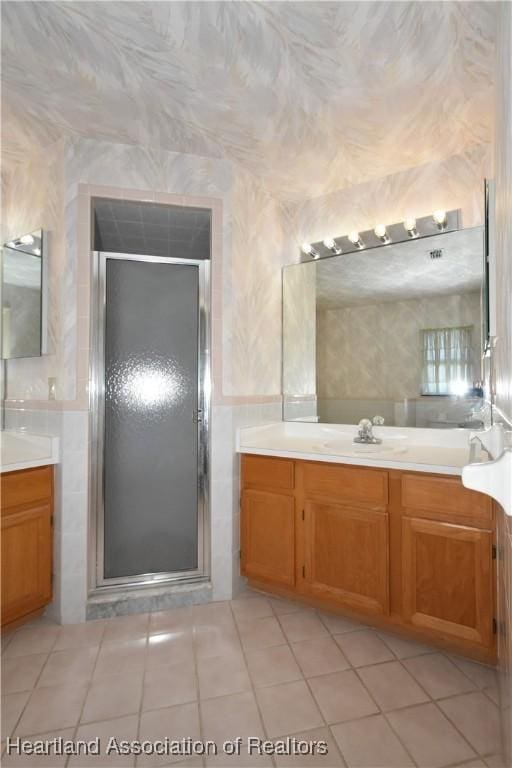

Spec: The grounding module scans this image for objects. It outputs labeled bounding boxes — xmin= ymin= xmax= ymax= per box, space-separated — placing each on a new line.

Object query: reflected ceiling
xmin=1 ymin=1 xmax=496 ymax=202
xmin=316 ymin=227 xmax=483 ymax=309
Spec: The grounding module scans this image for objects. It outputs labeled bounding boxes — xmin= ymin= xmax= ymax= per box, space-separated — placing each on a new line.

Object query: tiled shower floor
xmin=1 ymin=590 xmax=503 ymax=767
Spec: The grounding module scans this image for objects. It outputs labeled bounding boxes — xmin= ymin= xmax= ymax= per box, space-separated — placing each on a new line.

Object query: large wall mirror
xmin=1 ymin=229 xmax=47 ymax=359
xmin=283 ymin=226 xmax=487 ymax=428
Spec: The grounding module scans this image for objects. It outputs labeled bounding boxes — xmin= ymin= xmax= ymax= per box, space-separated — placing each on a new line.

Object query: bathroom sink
xmin=315 ymin=438 xmax=408 ymax=457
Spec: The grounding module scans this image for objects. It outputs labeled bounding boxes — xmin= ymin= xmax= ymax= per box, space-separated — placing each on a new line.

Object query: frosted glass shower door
xmin=98 ymin=254 xmax=208 ymax=583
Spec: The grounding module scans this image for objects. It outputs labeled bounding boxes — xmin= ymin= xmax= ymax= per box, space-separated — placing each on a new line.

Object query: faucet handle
xmin=373 ymin=415 xmax=385 ymax=426
xmin=358 ymin=418 xmax=372 ymax=435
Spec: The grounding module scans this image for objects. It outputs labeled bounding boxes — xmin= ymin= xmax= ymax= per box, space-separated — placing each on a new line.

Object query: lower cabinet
xmin=303 ymin=500 xmax=389 ymax=615
xmin=1 ymin=466 xmax=54 ymax=628
xmin=240 ymin=454 xmax=495 ymax=662
xmin=241 ymin=489 xmax=295 ymax=587
xmin=402 ymin=516 xmax=493 ymax=648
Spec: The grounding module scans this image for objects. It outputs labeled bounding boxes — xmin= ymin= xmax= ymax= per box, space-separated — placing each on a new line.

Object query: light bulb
xmin=432 ymin=210 xmax=447 ymax=229
xmin=348 ymin=231 xmax=364 ymax=249
xmin=301 ymin=242 xmax=320 ymax=259
xmin=323 ymin=237 xmax=341 ymax=255
xmin=374 ymin=224 xmax=390 ymax=243
xmin=20 ymin=234 xmax=34 ymax=245
xmin=403 ymin=218 xmax=418 ymax=237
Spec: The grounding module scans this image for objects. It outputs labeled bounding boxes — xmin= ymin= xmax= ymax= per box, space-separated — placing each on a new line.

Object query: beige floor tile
xmin=232 ymin=597 xmax=274 ymax=622
xmin=439 ymin=691 xmax=502 ymax=756
xmin=318 ymin=614 xmax=363 ymax=636
xmin=274 ymin=726 xmax=345 ymax=767
xmin=102 ymin=612 xmax=149 ymax=644
xmin=201 ymin=691 xmax=265 ymax=744
xmin=81 ymin=671 xmax=143 ymax=723
xmin=146 ymin=630 xmax=194 ymax=668
xmin=269 ymin=597 xmax=301 ymax=616
xmin=138 ymin=702 xmax=200 ymax=766
xmin=3 ymin=627 xmax=60 ymax=659
xmin=245 ymin=645 xmax=303 ymax=688
xmin=37 ymin=646 xmax=99 ymax=688
xmin=331 ymin=713 xmax=414 ymax=767
xmin=334 ymin=631 xmax=394 ymax=668
xmin=143 ymin=661 xmax=197 ymax=711
xmin=376 ymin=631 xmax=434 ymax=660
xmin=449 ymin=656 xmax=499 ymax=690
xmin=194 ymin=623 xmax=241 ymax=660
xmin=197 ymin=651 xmax=251 ymax=699
xmin=1 ymin=692 xmax=30 ymax=738
xmin=387 ymin=702 xmax=476 ymax=767
xmin=2 ymin=654 xmax=47 ymax=694
xmin=450 ymin=761 xmax=487 ymax=768
xmin=357 ymin=661 xmax=429 ymax=711
xmin=15 ymin=683 xmax=88 ymax=736
xmin=94 ymin=638 xmax=146 ymax=677
xmin=484 ymin=754 xmax=507 ymax=766
xmin=238 ymin=616 xmax=286 ymax=651
xmin=279 ymin=612 xmax=328 ymax=643
xmin=193 ymin=601 xmax=234 ymax=627
xmin=53 ymin=621 xmax=105 ymax=651
xmin=256 ymin=680 xmax=324 ymax=737
xmin=69 ymin=716 xmax=139 ymax=767
xmin=403 ymin=653 xmax=476 ymax=699
xmin=2 ymin=728 xmax=75 ymax=767
xmin=149 ymin=606 xmax=195 ymax=635
xmin=308 ymin=670 xmax=378 ymax=725
xmin=291 ymin=636 xmax=350 ymax=678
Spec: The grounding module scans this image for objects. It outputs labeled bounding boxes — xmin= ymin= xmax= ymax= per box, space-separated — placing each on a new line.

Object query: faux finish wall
xmin=284 ymin=144 xmax=492 ymax=254
xmin=493 ymin=2 xmax=512 ymax=764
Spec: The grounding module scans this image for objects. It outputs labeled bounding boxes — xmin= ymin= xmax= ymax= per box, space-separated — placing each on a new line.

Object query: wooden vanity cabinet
xmin=1 ymin=466 xmax=54 ymax=628
xmin=241 ymin=456 xmax=296 ymax=588
xmin=240 ymin=454 xmax=495 ymax=662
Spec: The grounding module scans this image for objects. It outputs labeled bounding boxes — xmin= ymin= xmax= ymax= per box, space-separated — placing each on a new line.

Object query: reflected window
xmin=421 ymin=326 xmax=473 ymax=396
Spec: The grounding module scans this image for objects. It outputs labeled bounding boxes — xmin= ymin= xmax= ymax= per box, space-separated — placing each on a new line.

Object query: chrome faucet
xmin=354 ymin=418 xmax=382 ymax=445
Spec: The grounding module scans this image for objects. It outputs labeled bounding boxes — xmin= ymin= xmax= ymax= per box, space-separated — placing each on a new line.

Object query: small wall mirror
xmin=283 ymin=226 xmax=487 ymax=429
xmin=1 ymin=229 xmax=46 ymax=359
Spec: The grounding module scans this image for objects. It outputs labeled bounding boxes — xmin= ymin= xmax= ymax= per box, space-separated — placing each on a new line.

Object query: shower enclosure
xmin=90 ymin=248 xmax=210 ymax=590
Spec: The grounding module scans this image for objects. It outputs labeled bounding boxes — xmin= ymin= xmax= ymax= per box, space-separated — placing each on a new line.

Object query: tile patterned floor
xmin=0 ymin=591 xmax=504 ymax=768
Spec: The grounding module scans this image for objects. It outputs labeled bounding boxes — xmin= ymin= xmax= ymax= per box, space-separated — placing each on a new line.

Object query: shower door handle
xmin=192 ymin=409 xmax=203 ymax=423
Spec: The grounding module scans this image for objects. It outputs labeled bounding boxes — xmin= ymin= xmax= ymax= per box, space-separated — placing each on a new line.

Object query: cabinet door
xmin=1 ymin=504 xmax=52 ymax=626
xmin=303 ymin=500 xmax=389 ymax=615
xmin=402 ymin=516 xmax=493 ymax=648
xmin=241 ymin=490 xmax=295 ymax=587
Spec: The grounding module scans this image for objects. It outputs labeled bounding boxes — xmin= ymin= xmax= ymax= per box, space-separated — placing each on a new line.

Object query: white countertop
xmin=1 ymin=431 xmax=60 ymax=473
xmin=237 ymin=422 xmax=483 ymax=475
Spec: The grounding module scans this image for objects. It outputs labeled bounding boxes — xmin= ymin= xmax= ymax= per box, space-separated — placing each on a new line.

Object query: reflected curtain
xmin=421 ymin=326 xmax=473 ymax=395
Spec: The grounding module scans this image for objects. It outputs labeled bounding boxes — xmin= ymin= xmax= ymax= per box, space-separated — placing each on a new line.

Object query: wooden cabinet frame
xmin=240 ymin=454 xmax=496 ymax=663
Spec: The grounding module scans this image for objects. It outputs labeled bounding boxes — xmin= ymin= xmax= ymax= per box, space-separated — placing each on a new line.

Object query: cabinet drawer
xmin=1 ymin=466 xmax=53 ymax=511
xmin=401 ymin=473 xmax=492 ymax=527
xmin=301 ymin=462 xmax=388 ymax=506
xmin=242 ymin=455 xmax=294 ymax=491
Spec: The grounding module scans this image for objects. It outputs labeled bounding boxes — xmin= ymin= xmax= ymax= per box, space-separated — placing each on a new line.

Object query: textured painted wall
xmin=284 ymin=144 xmax=492 ymax=253
xmin=1 ymin=2 xmax=496 ymax=203
xmin=316 ymin=292 xmax=481 ymax=401
xmin=493 ymin=2 xmax=512 ymax=764
xmin=1 ymin=139 xmax=66 ymax=400
xmin=2 ymin=137 xmax=287 ymax=401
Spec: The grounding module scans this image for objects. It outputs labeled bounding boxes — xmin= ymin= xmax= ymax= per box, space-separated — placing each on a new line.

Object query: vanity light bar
xmin=300 ymin=209 xmax=460 ymax=261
